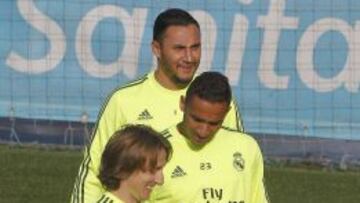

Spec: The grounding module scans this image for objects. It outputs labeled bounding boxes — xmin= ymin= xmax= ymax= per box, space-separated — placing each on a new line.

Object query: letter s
xmin=6 ymin=0 xmax=66 ymax=74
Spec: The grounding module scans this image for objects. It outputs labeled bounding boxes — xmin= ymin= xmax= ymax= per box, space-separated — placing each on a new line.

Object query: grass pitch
xmin=1 ymin=144 xmax=359 ymax=203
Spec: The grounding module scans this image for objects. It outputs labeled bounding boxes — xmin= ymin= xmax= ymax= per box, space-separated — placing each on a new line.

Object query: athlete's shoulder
xmin=112 ymin=73 xmax=150 ymax=96
xmin=97 ymin=192 xmax=124 ymax=203
xmin=160 ymin=124 xmax=181 ymax=138
xmin=95 ymin=73 xmax=151 ymax=114
xmin=159 ymin=125 xmax=186 ymax=146
xmin=160 ymin=128 xmax=174 ymax=139
xmin=220 ymin=127 xmax=259 ymax=147
xmin=102 ymin=73 xmax=151 ymax=104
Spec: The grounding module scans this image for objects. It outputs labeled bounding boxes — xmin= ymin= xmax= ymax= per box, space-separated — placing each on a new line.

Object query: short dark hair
xmin=153 ymin=8 xmax=200 ymax=42
xmin=98 ymin=124 xmax=172 ymax=191
xmin=185 ymin=72 xmax=232 ymax=105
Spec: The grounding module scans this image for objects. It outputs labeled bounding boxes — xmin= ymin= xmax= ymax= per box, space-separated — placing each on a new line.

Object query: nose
xmin=154 ymin=170 xmax=164 ymax=185
xmin=184 ymin=48 xmax=193 ymax=63
xmin=197 ymin=124 xmax=211 ymax=138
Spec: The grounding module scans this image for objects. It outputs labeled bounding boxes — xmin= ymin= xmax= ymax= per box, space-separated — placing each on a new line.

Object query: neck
xmin=112 ymin=186 xmax=138 ymax=203
xmin=154 ymin=69 xmax=188 ymax=90
xmin=177 ymin=123 xmax=205 ymax=150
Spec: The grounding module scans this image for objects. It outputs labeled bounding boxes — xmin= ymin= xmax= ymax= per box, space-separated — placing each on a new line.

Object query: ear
xmin=151 ymin=40 xmax=161 ymax=59
xmin=180 ymin=96 xmax=185 ymax=112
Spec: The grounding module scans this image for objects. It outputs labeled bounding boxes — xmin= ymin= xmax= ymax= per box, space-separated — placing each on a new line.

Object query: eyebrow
xmin=172 ymin=42 xmax=201 ymax=48
xmin=191 ymin=43 xmax=201 ymax=48
xmin=190 ymin=114 xmax=222 ymax=125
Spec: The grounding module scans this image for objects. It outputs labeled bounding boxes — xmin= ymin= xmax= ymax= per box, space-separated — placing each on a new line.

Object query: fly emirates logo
xmin=202 ymin=187 xmax=244 ymax=203
xmin=6 ymin=0 xmax=360 ymax=93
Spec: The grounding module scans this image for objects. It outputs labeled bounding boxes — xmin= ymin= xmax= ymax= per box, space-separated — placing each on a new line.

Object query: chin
xmin=174 ymin=77 xmax=192 ymax=85
xmin=193 ymin=140 xmax=208 ymax=146
xmin=142 ymin=190 xmax=151 ymax=199
xmin=137 ymin=195 xmax=148 ymax=202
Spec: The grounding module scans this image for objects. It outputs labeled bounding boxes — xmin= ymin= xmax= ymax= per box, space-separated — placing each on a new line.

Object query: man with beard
xmin=70 ymin=8 xmax=244 ymax=203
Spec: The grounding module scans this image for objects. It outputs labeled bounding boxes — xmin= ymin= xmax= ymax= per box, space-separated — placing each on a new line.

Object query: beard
xmin=162 ymin=63 xmax=195 ymax=86
xmin=159 ymin=59 xmax=198 ymax=87
xmin=171 ymin=74 xmax=192 ymax=86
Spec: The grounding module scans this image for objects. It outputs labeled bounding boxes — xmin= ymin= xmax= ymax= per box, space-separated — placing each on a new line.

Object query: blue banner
xmin=0 ymin=0 xmax=359 ymax=140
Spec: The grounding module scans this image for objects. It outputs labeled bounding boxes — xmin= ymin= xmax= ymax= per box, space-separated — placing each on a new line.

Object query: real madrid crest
xmin=233 ymin=152 xmax=245 ymax=171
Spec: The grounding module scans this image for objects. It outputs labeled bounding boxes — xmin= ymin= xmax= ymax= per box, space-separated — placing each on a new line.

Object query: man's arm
xmin=223 ymin=98 xmax=244 ymax=132
xmin=70 ymin=95 xmax=125 ymax=203
xmin=250 ymin=142 xmax=269 ymax=203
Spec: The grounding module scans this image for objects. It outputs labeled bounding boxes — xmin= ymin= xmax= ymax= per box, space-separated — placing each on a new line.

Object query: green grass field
xmin=1 ymin=144 xmax=359 ymax=203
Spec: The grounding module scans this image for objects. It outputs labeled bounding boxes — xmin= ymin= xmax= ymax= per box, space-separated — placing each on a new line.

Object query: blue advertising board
xmin=0 ymin=0 xmax=359 ymax=140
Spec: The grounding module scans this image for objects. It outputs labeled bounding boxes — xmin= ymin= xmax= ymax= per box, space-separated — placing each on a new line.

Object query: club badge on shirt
xmin=233 ymin=152 xmax=245 ymax=171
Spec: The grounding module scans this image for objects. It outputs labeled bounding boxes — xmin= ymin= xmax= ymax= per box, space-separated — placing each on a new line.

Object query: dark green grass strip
xmin=1 ymin=145 xmax=359 ymax=203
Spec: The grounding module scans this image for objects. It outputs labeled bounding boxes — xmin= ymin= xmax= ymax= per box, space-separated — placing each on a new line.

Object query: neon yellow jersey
xmin=70 ymin=71 xmax=244 ymax=203
xmin=96 ymin=192 xmax=124 ymax=203
xmin=147 ymin=126 xmax=268 ymax=203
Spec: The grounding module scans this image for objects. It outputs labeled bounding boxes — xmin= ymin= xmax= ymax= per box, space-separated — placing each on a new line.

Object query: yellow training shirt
xmin=96 ymin=192 xmax=124 ymax=203
xmin=71 ymin=71 xmax=244 ymax=203
xmin=147 ymin=125 xmax=268 ymax=203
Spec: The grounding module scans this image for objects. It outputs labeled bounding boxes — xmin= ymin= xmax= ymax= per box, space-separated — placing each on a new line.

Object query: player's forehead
xmin=161 ymin=25 xmax=200 ymax=44
xmin=187 ymin=96 xmax=228 ymax=121
xmin=142 ymin=148 xmax=167 ymax=171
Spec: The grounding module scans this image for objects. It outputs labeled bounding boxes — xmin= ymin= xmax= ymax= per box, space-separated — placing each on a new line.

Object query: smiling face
xmin=179 ymin=95 xmax=229 ymax=146
xmin=120 ymin=149 xmax=167 ymax=203
xmin=152 ymin=24 xmax=201 ymax=89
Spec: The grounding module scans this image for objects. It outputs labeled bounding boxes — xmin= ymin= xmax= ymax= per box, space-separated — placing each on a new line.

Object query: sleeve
xmin=222 ymin=98 xmax=244 ymax=132
xmin=70 ymin=94 xmax=126 ymax=203
xmin=250 ymin=142 xmax=269 ymax=203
